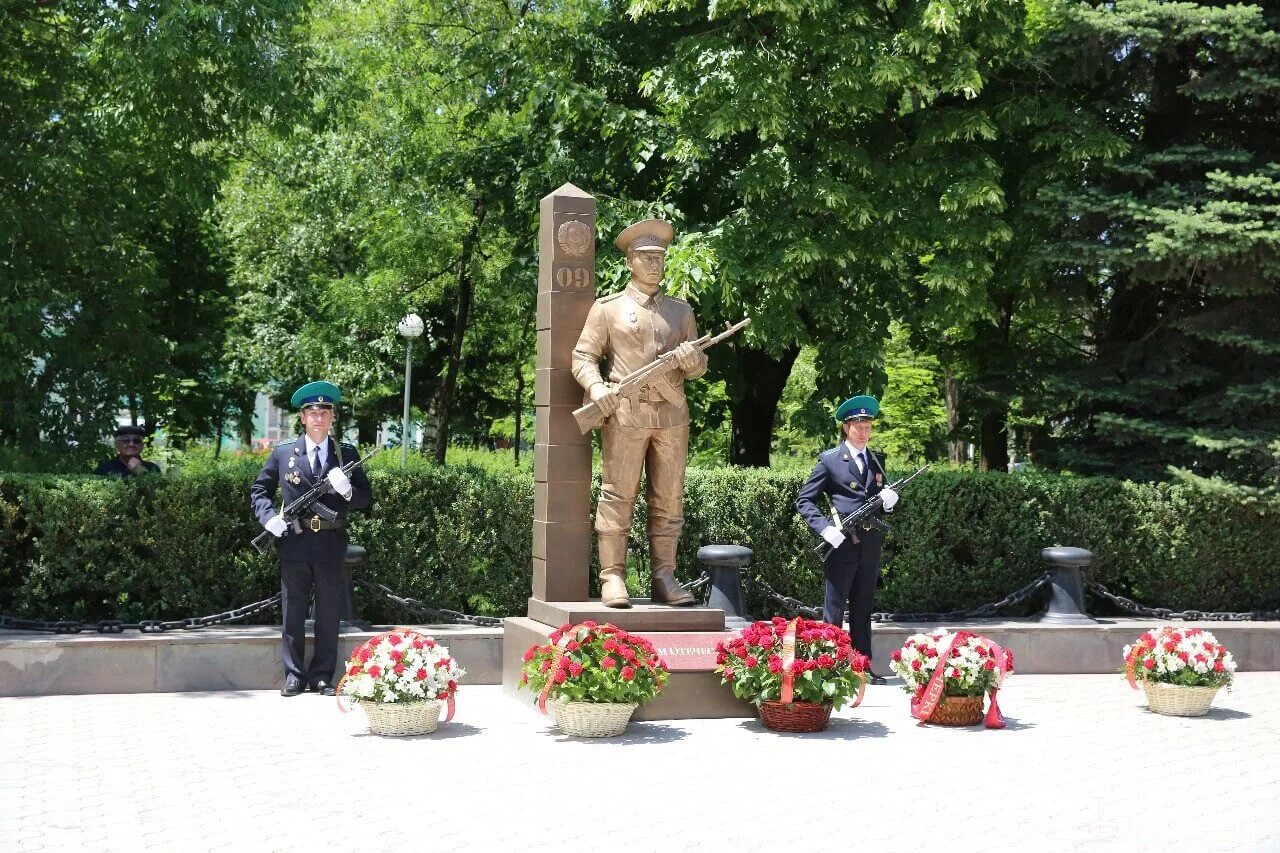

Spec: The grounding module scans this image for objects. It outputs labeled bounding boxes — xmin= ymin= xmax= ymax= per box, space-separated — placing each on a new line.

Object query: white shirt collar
xmin=844 ymin=441 xmax=868 ymax=458
xmin=304 ymin=435 xmax=328 ymax=460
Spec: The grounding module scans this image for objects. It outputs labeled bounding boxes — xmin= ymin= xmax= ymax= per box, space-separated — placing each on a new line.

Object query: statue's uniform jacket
xmin=571 ymin=282 xmax=707 ymax=537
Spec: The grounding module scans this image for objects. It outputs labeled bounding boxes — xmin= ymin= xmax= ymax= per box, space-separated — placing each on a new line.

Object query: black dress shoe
xmin=311 ymin=680 xmax=337 ymax=697
xmin=869 ymin=673 xmax=888 ymax=686
xmin=280 ymin=675 xmax=305 ymax=697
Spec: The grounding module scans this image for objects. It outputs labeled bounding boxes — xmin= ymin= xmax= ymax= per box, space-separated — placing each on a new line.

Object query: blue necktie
xmin=311 ymin=448 xmax=322 ymax=477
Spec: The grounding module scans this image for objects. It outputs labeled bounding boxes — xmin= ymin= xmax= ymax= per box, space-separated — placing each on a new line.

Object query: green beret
xmin=291 ymin=381 xmax=342 ymax=409
xmin=834 ymin=395 xmax=879 ymax=422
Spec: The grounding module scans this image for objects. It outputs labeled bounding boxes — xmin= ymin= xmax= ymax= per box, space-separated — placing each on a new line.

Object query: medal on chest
xmin=625 ymin=308 xmax=639 ymax=328
xmin=286 ymin=470 xmax=301 ymax=485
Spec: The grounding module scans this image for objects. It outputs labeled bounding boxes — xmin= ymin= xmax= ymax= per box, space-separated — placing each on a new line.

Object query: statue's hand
xmin=590 ymin=382 xmax=620 ymax=417
xmin=673 ymin=341 xmax=704 ymax=373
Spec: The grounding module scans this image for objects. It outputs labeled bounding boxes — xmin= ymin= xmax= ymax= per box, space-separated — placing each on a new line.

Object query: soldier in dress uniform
xmin=795 ymin=395 xmax=900 ymax=683
xmin=94 ymin=425 xmax=161 ymax=477
xmin=571 ymin=219 xmax=707 ymax=608
xmin=250 ymin=381 xmax=372 ymax=697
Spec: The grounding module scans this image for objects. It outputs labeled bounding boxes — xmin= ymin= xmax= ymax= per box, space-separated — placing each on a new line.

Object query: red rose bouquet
xmin=520 ymin=621 xmax=669 ymax=708
xmin=714 ymin=617 xmax=870 ymax=710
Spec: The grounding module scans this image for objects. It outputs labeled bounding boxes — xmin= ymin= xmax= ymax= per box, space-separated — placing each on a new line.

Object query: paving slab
xmin=2 ymin=674 xmax=1278 ymax=852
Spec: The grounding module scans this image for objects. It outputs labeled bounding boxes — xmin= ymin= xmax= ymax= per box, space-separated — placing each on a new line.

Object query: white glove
xmin=880 ymin=487 xmax=899 ymax=510
xmin=265 ymin=515 xmax=288 ymax=538
xmin=821 ymin=526 xmax=846 ymax=549
xmin=326 ymin=467 xmax=353 ymax=499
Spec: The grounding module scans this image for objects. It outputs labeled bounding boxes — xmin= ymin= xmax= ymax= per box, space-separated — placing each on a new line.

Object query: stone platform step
xmin=3 ymin=618 xmax=1277 ymax=699
xmin=0 ymin=625 xmax=501 ymax=697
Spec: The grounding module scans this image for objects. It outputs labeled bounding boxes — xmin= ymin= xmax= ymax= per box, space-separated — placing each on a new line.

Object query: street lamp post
xmin=397 ymin=313 xmax=424 ymax=468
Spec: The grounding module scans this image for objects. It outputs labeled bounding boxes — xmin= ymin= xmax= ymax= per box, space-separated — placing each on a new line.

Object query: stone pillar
xmin=531 ymin=184 xmax=595 ymax=603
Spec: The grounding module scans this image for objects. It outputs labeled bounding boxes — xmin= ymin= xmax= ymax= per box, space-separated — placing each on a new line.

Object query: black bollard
xmin=340 ymin=545 xmax=373 ymax=633
xmin=698 ymin=545 xmax=753 ymax=632
xmin=1038 ymin=546 xmax=1096 ymax=625
xmin=308 ymin=544 xmax=373 ymax=633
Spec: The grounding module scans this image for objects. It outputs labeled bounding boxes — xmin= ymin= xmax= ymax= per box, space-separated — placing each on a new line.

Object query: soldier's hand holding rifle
xmin=588 ymin=382 xmax=620 ymax=417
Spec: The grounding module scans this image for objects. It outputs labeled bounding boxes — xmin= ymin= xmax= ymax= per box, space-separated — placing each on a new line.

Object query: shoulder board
xmin=273 ymin=439 xmax=296 ymax=450
xmin=662 ymin=294 xmax=691 ymax=308
xmin=598 ymin=291 xmax=626 ymax=303
xmin=819 ymin=447 xmax=843 ymax=460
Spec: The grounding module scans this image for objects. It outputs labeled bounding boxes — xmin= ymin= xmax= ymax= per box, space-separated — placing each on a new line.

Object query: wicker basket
xmin=1142 ymin=681 xmax=1221 ymax=717
xmin=926 ymin=694 xmax=985 ymax=726
xmin=357 ymin=699 xmax=444 ymax=736
xmin=552 ymin=700 xmax=639 ymax=737
xmin=759 ymin=700 xmax=833 ymax=733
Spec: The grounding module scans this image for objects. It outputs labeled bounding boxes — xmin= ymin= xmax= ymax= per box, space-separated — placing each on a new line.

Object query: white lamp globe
xmin=397 ymin=313 xmax=425 ymax=339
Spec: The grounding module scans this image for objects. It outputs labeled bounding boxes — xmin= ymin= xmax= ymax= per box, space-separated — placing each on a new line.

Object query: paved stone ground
xmin=2 ymin=674 xmax=1277 ymax=853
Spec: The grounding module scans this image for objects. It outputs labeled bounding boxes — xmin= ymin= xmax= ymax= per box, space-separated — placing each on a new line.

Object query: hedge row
xmin=1 ymin=465 xmax=1277 ymax=623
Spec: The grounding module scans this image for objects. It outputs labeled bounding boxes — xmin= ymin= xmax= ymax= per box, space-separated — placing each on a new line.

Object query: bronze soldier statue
xmin=571 ymin=219 xmax=706 ymax=608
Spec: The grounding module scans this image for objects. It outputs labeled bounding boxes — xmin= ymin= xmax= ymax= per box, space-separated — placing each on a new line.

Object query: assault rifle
xmin=572 ymin=317 xmax=751 ymax=433
xmin=813 ymin=463 xmax=930 ymax=559
xmin=250 ymin=446 xmax=382 ymax=554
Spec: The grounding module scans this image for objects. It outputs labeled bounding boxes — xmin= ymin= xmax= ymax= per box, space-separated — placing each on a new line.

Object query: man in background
xmin=94 ymin=425 xmax=160 ymax=477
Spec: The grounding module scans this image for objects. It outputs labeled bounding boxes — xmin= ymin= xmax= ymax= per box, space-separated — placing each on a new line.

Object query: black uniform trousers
xmin=822 ymin=528 xmax=884 ymax=664
xmin=279 ymin=532 xmax=349 ymax=686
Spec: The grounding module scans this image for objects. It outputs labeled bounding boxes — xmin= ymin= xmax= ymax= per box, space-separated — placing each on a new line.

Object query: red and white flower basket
xmin=889 ymin=629 xmax=1014 ymax=728
xmin=337 ymin=628 xmax=465 ymax=736
xmin=1123 ymin=626 xmax=1236 ymax=717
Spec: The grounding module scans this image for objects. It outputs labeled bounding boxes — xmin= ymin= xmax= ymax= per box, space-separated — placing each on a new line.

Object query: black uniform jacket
xmin=249 ymin=437 xmax=372 ymax=562
xmin=795 ymin=445 xmax=890 ymax=538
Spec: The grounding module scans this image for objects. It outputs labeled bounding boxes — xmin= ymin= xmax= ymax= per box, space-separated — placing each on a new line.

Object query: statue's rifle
xmin=572 ymin=318 xmax=751 ymax=434
xmin=251 ymin=446 xmax=382 ymax=554
xmin=813 ymin=464 xmax=930 ymax=559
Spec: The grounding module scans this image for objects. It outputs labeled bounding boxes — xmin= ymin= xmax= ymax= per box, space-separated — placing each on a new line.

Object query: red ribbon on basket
xmin=537 ymin=629 xmax=576 ymax=715
xmin=335 ymin=626 xmax=456 ymax=721
xmin=779 ymin=618 xmax=800 ymax=704
xmin=910 ymin=631 xmax=1009 ymax=729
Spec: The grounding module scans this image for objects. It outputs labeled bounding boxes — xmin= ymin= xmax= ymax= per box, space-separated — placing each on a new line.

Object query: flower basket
xmin=889 ymin=629 xmax=1014 ymax=729
xmin=1141 ymin=682 xmax=1221 ymax=718
xmin=715 ymin=617 xmax=869 ymax=733
xmin=356 ymin=698 xmax=444 ymax=736
xmin=926 ymin=695 xmax=985 ymax=727
xmin=759 ymin=699 xmax=833 ymax=733
xmin=337 ymin=627 xmax=465 ymax=736
xmin=1124 ymin=627 xmax=1234 ymax=716
xmin=551 ymin=699 xmax=639 ymax=738
xmin=521 ymin=621 xmax=669 ymax=737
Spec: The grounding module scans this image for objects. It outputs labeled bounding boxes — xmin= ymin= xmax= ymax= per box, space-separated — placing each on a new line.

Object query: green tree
xmin=1037 ymin=0 xmax=1280 ymax=488
xmin=1 ymin=0 xmax=309 ymax=464
xmin=629 ymin=0 xmax=1038 ymax=466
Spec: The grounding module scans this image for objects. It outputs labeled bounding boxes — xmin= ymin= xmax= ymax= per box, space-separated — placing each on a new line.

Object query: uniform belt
xmin=300 ymin=516 xmax=345 ymax=533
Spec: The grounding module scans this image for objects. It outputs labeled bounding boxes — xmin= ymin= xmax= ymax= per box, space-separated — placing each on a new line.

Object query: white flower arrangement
xmin=338 ymin=629 xmax=465 ymax=704
xmin=888 ymin=628 xmax=1014 ymax=697
xmin=1123 ymin=626 xmax=1236 ymax=688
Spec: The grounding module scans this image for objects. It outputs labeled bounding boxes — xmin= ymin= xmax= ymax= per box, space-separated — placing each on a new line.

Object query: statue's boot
xmin=649 ymin=535 xmax=695 ymax=607
xmin=598 ymin=535 xmax=632 ymax=609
